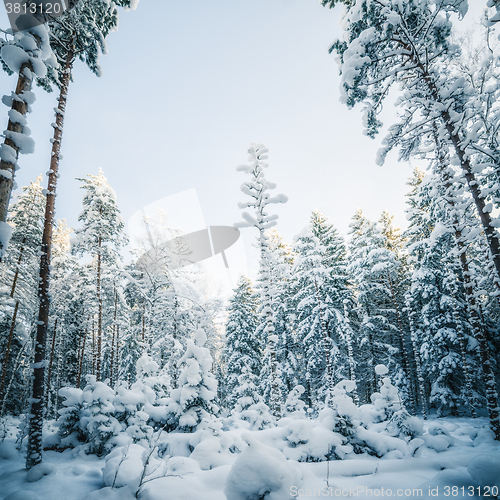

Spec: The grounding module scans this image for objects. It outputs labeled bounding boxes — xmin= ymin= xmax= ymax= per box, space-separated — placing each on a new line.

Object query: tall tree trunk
xmin=76 ymin=321 xmax=88 ymax=389
xmin=409 ymin=58 xmax=500 ymax=281
xmin=26 ymin=44 xmax=74 ymax=470
xmin=142 ymin=296 xmax=146 ymax=345
xmin=0 ymin=300 xmax=19 ymax=406
xmin=404 ymin=296 xmax=428 ymax=420
xmin=386 ymin=271 xmax=415 ymax=412
xmin=44 ymin=319 xmax=58 ymax=411
xmin=92 ymin=319 xmax=96 ymax=375
xmin=115 ymin=324 xmax=120 ymax=384
xmin=1 ymin=340 xmax=27 ymax=416
xmin=0 ymin=61 xmax=35 ymax=258
xmin=364 ymin=304 xmax=377 ymax=399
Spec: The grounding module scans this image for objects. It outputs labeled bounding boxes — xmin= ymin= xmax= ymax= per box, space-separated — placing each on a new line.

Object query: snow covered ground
xmin=0 ymin=416 xmax=499 ymax=500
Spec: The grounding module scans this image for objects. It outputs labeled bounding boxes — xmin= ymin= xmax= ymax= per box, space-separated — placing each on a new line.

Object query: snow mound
xmin=103 ymin=444 xmax=147 ymax=491
xmin=0 ymin=441 xmax=17 ymax=459
xmin=224 ymin=434 xmax=301 ymax=500
xmin=26 ymin=462 xmax=55 ymax=482
xmin=4 ymin=491 xmax=38 ymax=500
xmin=467 ymin=455 xmax=500 ymax=487
xmin=87 ymin=487 xmax=134 ymax=500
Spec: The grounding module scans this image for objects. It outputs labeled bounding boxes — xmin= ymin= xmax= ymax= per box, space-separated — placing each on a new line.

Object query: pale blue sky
xmin=0 ymin=0 xmax=487 ymax=272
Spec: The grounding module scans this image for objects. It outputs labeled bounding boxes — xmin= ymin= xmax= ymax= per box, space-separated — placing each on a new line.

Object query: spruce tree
xmin=235 ymin=143 xmax=287 ymax=415
xmin=221 ymin=275 xmax=261 ymax=410
xmin=347 ymin=210 xmax=401 ymax=403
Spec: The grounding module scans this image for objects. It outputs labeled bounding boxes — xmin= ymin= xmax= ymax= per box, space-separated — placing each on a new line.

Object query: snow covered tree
xmin=347 ymin=210 xmax=402 ymax=403
xmin=235 ymin=143 xmax=287 ymax=415
xmin=221 ymin=275 xmax=261 ymax=409
xmin=26 ymin=0 xmax=141 ymax=468
xmin=165 ymin=328 xmax=218 ymax=432
xmin=72 ymin=170 xmax=127 ymax=381
xmin=324 ymin=0 xmax=500 ymax=286
xmin=405 ymin=160 xmax=489 ymax=416
xmin=0 ymin=25 xmax=52 ymax=254
xmin=0 ymin=176 xmax=44 ymax=413
xmin=310 ymin=211 xmax=356 ymax=394
xmin=289 ymin=228 xmax=336 ymax=409
xmin=378 ymin=211 xmax=415 ymax=411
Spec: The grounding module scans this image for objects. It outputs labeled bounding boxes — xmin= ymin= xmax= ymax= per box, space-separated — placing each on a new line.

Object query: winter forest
xmin=1 ymin=0 xmax=500 ymax=499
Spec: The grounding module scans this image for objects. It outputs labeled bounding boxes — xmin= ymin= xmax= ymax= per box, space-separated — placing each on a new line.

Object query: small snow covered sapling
xmin=330 ymin=380 xmax=359 ymax=439
xmin=371 ymin=365 xmax=402 ymax=422
xmin=284 ymin=385 xmax=307 ymax=417
xmin=230 ymin=367 xmax=275 ymax=430
xmin=80 ymin=376 xmax=122 ymax=456
xmin=52 ymin=387 xmax=85 ymax=450
xmin=371 ymin=365 xmax=422 ymax=442
xmin=165 ymin=328 xmax=219 ymax=432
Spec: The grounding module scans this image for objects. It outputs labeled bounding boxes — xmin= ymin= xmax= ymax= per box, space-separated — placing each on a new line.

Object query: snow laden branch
xmin=0 ymin=25 xmax=54 ymax=258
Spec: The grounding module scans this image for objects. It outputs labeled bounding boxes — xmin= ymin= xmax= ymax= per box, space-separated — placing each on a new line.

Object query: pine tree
xmin=379 ymin=211 xmax=415 ymax=411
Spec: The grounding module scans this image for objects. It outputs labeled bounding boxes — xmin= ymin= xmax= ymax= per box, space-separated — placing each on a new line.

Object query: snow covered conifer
xmin=221 ymin=275 xmax=261 ymax=409
xmin=80 ymin=375 xmax=121 ymax=456
xmin=166 ymin=328 xmax=218 ymax=432
xmin=347 ymin=210 xmax=401 ymax=402
xmin=325 ymin=0 xmax=500 ymax=285
xmin=289 ymin=227 xmax=337 ymax=409
xmin=0 ymin=177 xmax=44 ymax=413
xmin=235 ymin=143 xmax=287 ymax=415
xmin=72 ymin=170 xmax=127 ymax=381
